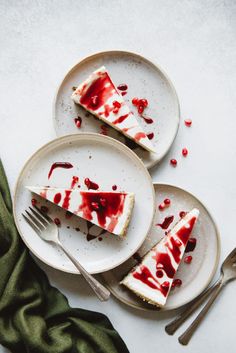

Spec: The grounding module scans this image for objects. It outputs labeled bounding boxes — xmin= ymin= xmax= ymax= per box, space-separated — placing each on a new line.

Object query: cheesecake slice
xmin=121 ymin=208 xmax=199 ymax=306
xmin=27 ymin=186 xmax=135 ymax=236
xmin=71 ymin=66 xmax=155 ymax=153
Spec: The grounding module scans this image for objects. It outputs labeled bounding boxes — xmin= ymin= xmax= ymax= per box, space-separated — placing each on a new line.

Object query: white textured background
xmin=1 ymin=1 xmax=236 ymax=352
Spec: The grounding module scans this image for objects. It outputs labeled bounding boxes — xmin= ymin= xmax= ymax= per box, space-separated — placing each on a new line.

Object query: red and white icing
xmin=27 ymin=186 xmax=134 ymax=236
xmin=71 ymin=66 xmax=155 ymax=153
xmin=121 ymin=208 xmax=199 ymax=306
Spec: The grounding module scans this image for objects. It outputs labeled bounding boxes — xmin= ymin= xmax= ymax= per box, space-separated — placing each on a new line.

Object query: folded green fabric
xmin=0 ymin=160 xmax=129 ymax=353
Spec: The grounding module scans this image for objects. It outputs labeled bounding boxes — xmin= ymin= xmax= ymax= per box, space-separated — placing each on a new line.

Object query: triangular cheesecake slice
xmin=27 ymin=186 xmax=135 ymax=236
xmin=71 ymin=66 xmax=155 ymax=153
xmin=121 ymin=208 xmax=199 ymax=306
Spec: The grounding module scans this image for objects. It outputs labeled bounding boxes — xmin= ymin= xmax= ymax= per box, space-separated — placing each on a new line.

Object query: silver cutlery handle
xmin=165 ymin=279 xmax=221 ymax=335
xmin=57 ymin=241 xmax=110 ymax=301
xmin=178 ymin=281 xmax=224 ymax=345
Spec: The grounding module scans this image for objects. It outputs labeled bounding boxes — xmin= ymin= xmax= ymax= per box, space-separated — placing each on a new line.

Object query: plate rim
xmin=101 ymin=182 xmax=221 ymax=312
xmin=52 ymin=49 xmax=181 ymax=168
xmin=13 ymin=132 xmax=156 ymax=274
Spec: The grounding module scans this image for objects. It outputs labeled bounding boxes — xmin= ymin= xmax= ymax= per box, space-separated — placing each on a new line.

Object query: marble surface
xmin=1 ymin=1 xmax=236 ymax=352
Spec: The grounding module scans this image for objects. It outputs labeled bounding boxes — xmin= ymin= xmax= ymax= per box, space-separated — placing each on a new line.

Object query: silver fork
xmin=165 ymin=248 xmax=236 ymax=345
xmin=22 ymin=205 xmax=110 ymax=302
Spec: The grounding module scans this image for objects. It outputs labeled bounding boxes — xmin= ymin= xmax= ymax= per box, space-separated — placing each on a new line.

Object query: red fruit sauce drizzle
xmin=112 ymin=113 xmax=129 ymax=125
xmin=53 ymin=193 xmax=62 ymax=204
xmin=79 ymin=192 xmax=126 ymax=233
xmin=74 ymin=116 xmax=82 ymax=128
xmin=62 ymin=190 xmax=72 ymax=210
xmin=134 ymin=132 xmax=146 ymax=141
xmin=133 ymin=216 xmax=197 ymax=296
xmin=142 ymin=116 xmax=153 ymax=124
xmin=70 ymin=176 xmax=79 ymax=189
xmin=79 ymin=71 xmax=115 ymax=111
xmin=84 ymin=178 xmax=99 ymax=190
xmin=48 ymin=162 xmax=73 ymax=179
xmin=157 ymin=216 xmax=174 ymax=229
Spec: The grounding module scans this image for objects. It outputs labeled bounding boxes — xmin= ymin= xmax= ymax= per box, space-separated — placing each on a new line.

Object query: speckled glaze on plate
xmin=13 ymin=133 xmax=155 ymax=274
xmin=53 ymin=50 xmax=180 ymax=169
xmin=101 ymin=184 xmax=220 ymax=311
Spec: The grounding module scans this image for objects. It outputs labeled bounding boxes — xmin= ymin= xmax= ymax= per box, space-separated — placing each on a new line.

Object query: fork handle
xmin=178 ymin=280 xmax=224 ymax=345
xmin=165 ymin=278 xmax=222 ymax=335
xmin=57 ymin=241 xmax=110 ymax=301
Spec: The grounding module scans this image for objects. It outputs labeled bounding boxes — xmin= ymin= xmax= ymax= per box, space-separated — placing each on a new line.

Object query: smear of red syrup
xmin=62 ymin=190 xmax=72 ymax=210
xmin=48 ymin=162 xmax=73 ymax=179
xmin=112 ymin=114 xmax=129 ymax=125
xmin=79 ymin=192 xmax=126 ymax=232
xmin=134 ymin=132 xmax=146 ymax=141
xmin=80 ymin=71 xmax=114 ymax=111
xmin=157 ymin=216 xmax=174 ymax=229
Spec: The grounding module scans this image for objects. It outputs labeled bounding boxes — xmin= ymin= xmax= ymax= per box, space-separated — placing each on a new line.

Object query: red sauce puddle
xmin=48 ymin=162 xmax=73 ymax=179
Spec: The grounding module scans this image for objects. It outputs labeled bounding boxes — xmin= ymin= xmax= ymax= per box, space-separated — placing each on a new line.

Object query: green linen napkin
xmin=0 ymin=160 xmax=129 ymax=353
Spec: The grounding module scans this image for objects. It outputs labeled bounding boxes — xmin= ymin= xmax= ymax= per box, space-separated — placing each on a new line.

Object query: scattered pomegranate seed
xmin=158 ymin=203 xmax=165 ymax=211
xmin=98 ymin=237 xmax=103 ymax=241
xmin=121 ymin=91 xmax=127 ymax=96
xmin=172 ymin=278 xmax=182 ymax=287
xmin=156 ymin=270 xmax=163 ymax=278
xmin=147 ymin=132 xmax=154 ymax=140
xmin=184 ymin=119 xmax=192 ymax=127
xmin=140 ymin=98 xmax=148 ymax=107
xmin=54 ymin=218 xmax=61 ymax=226
xmin=117 ymin=83 xmax=128 ymax=91
xmin=40 ymin=206 xmax=48 ymax=213
xmin=74 ymin=116 xmax=82 ymax=128
xmin=100 ymin=198 xmax=106 ymax=207
xmin=91 ymin=202 xmax=99 ymax=210
xmin=179 ymin=211 xmax=186 ymax=218
xmin=138 ymin=104 xmax=144 ymax=114
xmin=182 ymin=148 xmax=188 ymax=157
xmin=113 ymin=108 xmax=119 ymax=114
xmin=164 ymin=198 xmax=171 ymax=206
xmin=112 ymin=184 xmax=117 ymax=191
xmin=31 ymin=198 xmax=37 ymax=206
xmin=170 ymin=159 xmax=177 ymax=166
xmin=184 ymin=255 xmax=193 ymax=264
xmin=113 ymin=100 xmax=121 ymax=108
xmin=132 ymin=97 xmax=139 ymax=106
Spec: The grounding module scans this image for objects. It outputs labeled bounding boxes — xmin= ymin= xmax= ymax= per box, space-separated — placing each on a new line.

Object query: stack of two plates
xmin=13 ymin=51 xmax=220 ymax=311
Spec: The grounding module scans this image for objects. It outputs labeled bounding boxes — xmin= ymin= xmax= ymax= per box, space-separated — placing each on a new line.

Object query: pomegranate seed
xmin=117 ymin=83 xmax=128 ymax=91
xmin=179 ymin=211 xmax=186 ymax=218
xmin=158 ymin=203 xmax=165 ymax=211
xmin=156 ymin=270 xmax=163 ymax=278
xmin=74 ymin=116 xmax=82 ymax=128
xmin=182 ymin=148 xmax=188 ymax=157
xmin=132 ymin=97 xmax=139 ymax=106
xmin=121 ymin=91 xmax=127 ymax=96
xmin=172 ymin=278 xmax=182 ymax=287
xmin=112 ymin=184 xmax=117 ymax=191
xmin=184 ymin=119 xmax=192 ymax=127
xmin=31 ymin=198 xmax=37 ymax=206
xmin=164 ymin=198 xmax=171 ymax=206
xmin=140 ymin=98 xmax=148 ymax=107
xmin=170 ymin=159 xmax=177 ymax=166
xmin=91 ymin=95 xmax=98 ymax=106
xmin=138 ymin=104 xmax=144 ymax=114
xmin=91 ymin=202 xmax=99 ymax=210
xmin=54 ymin=218 xmax=61 ymax=226
xmin=113 ymin=108 xmax=119 ymax=114
xmin=184 ymin=255 xmax=193 ymax=264
xmin=113 ymin=100 xmax=121 ymax=108
xmin=100 ymin=198 xmax=106 ymax=207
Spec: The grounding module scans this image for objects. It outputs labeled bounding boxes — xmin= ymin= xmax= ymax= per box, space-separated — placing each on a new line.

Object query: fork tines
xmin=22 ymin=205 xmax=52 ymax=234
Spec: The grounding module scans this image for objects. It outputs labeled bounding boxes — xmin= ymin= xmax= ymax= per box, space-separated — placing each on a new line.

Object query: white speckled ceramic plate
xmin=13 ymin=133 xmax=155 ymax=274
xmin=53 ymin=51 xmax=180 ymax=169
xmin=101 ymin=184 xmax=220 ymax=311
